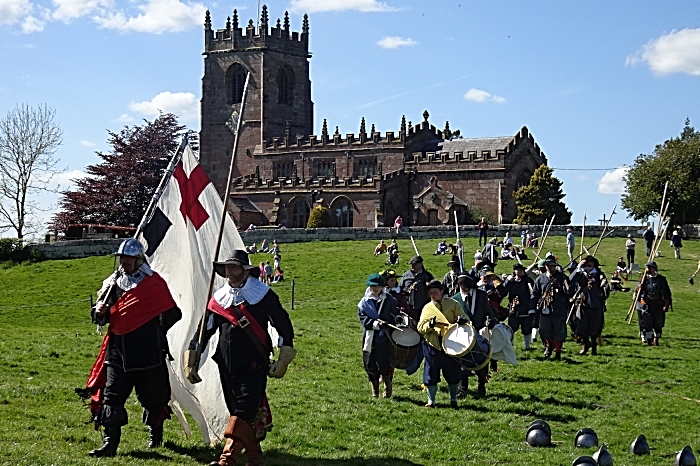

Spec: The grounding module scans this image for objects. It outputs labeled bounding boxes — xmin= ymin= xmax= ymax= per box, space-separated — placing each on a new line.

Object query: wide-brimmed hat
xmin=366 ymin=273 xmax=386 ymax=287
xmin=537 ymin=259 xmax=546 ymax=268
xmin=583 ymin=255 xmax=600 ymax=267
xmin=645 ymin=261 xmax=658 ymax=269
xmin=513 ymin=263 xmax=525 ymax=271
xmin=425 ymin=279 xmax=445 ymax=292
xmin=409 ymin=255 xmax=423 ymax=265
xmin=457 ymin=273 xmax=476 ymax=288
xmin=381 ymin=269 xmax=397 ymax=280
xmin=214 ymin=250 xmax=257 ymax=276
xmin=544 ymin=256 xmax=558 ymax=266
xmin=447 ymin=255 xmax=460 ymax=266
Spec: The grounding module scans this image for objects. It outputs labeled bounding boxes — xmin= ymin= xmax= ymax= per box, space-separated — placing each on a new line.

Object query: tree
xmin=0 ymin=104 xmax=63 ymax=239
xmin=51 ymin=113 xmax=184 ymax=231
xmin=622 ymin=119 xmax=700 ymax=225
xmin=514 ymin=165 xmax=572 ymax=225
xmin=306 ymin=205 xmax=333 ymax=228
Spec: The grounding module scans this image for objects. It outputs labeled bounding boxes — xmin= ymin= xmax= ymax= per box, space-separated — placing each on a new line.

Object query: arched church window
xmin=330 ymin=197 xmax=354 ymax=227
xmin=226 ymin=64 xmax=246 ymax=105
xmin=277 ymin=67 xmax=294 ymax=105
xmin=290 ymin=198 xmax=310 ymax=228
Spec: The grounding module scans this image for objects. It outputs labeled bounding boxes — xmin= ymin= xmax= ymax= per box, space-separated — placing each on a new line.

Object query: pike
xmin=454 ymin=211 xmax=464 ymax=273
xmin=592 ymin=205 xmax=616 ymax=256
xmin=410 ymin=235 xmax=420 ymax=257
xmin=580 ymin=212 xmax=586 ymax=256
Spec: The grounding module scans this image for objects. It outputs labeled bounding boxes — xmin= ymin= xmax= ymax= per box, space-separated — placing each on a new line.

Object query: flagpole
xmin=135 ymin=132 xmax=190 ymax=239
xmin=195 ymin=72 xmax=251 ymax=363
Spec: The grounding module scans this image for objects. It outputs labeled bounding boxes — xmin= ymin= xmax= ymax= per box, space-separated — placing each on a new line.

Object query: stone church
xmin=199 ymin=6 xmax=547 ymax=228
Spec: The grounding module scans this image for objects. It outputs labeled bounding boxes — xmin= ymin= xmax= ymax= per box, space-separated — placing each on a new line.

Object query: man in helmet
xmin=183 ymin=249 xmax=295 ymax=466
xmin=498 ymin=263 xmax=535 ymax=350
xmin=401 ymin=255 xmax=434 ymax=320
xmin=85 ymin=238 xmax=182 ymax=457
xmin=530 ymin=257 xmax=571 ymax=360
xmin=635 ymin=261 xmax=672 ymax=346
xmin=569 ymin=256 xmax=609 ymax=355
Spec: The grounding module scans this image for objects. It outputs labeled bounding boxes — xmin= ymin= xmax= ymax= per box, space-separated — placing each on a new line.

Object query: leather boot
xmin=147 ymin=425 xmax=163 ymax=448
xmin=370 ymin=380 xmax=380 ymax=398
xmin=590 ymin=342 xmax=598 ymax=355
xmin=209 ymin=416 xmax=254 ymax=466
xmin=244 ymin=439 xmax=264 ymax=466
xmin=89 ymin=426 xmax=121 ymax=457
xmin=579 ymin=338 xmax=590 ymax=355
xmin=382 ymin=376 xmax=393 ymax=398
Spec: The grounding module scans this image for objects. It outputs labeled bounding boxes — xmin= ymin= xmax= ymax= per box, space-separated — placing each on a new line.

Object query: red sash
xmin=84 ymin=272 xmax=176 ymax=420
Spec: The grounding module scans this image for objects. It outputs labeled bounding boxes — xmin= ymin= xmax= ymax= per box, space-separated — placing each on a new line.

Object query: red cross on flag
xmin=139 ymin=143 xmax=244 ymax=444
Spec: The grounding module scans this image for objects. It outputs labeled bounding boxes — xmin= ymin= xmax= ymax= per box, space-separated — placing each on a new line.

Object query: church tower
xmin=199 ymin=6 xmax=314 ymax=190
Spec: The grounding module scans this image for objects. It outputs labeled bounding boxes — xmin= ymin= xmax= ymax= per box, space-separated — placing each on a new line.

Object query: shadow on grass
xmin=263 ymin=450 xmax=425 ymax=465
xmin=123 ymin=449 xmax=173 ymax=461
xmin=164 ymin=440 xmax=219 ymax=462
xmin=498 ymin=393 xmax=593 ymax=411
xmin=508 ymin=375 xmax=614 ymax=388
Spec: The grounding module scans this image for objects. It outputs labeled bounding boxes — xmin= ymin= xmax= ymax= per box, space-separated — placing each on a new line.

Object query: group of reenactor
xmin=358 ymin=247 xmax=675 ymax=408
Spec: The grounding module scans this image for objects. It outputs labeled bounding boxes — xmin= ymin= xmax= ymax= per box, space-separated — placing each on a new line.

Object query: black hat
xmin=513 ymin=263 xmax=525 ymax=271
xmin=409 ymin=255 xmax=423 ymax=265
xmin=425 ymin=279 xmax=445 ymax=292
xmin=457 ymin=273 xmax=476 ymax=288
xmin=381 ymin=269 xmax=397 ymax=279
xmin=544 ymin=256 xmax=558 ymax=265
xmin=583 ymin=255 xmax=600 ymax=267
xmin=214 ymin=250 xmax=256 ymax=277
xmin=645 ymin=261 xmax=658 ymax=269
xmin=447 ymin=255 xmax=460 ymax=266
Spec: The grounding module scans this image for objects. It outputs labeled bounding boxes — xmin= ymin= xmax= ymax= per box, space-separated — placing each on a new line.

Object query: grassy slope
xmin=0 ymin=236 xmax=698 ymax=465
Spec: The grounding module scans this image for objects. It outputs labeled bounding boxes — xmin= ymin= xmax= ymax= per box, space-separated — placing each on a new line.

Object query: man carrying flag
xmin=85 ymin=238 xmax=181 ymax=457
xmin=184 ymin=249 xmax=296 ymax=466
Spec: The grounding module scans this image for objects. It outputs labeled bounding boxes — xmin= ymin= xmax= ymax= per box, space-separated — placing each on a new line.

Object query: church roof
xmin=229 ymin=196 xmax=263 ymax=213
xmin=438 ymin=136 xmax=513 ymax=153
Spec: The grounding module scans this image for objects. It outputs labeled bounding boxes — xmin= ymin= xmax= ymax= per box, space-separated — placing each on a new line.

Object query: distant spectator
xmin=474 ymin=249 xmax=483 ymax=262
xmin=500 ymin=243 xmax=513 ymax=260
xmin=477 ymin=217 xmax=489 ymax=247
xmin=245 ymin=223 xmax=257 ymax=232
xmin=264 ymin=261 xmax=273 ymax=284
xmin=387 ymin=239 xmax=398 ymax=256
xmin=269 ymin=240 xmax=280 ymax=255
xmin=520 ymin=230 xmax=526 ymax=247
xmin=393 ymin=216 xmax=403 ymax=234
xmin=643 ymin=226 xmax=655 ymax=256
xmin=625 ymin=234 xmax=636 ymax=266
xmin=530 ymin=232 xmax=538 ymax=249
xmin=246 ymin=243 xmax=258 ymax=254
xmin=617 ymin=256 xmax=629 ymax=279
xmin=386 ymin=249 xmax=399 ymax=266
xmin=260 ymin=238 xmax=269 ymax=253
xmin=503 ymin=232 xmax=513 ymax=247
xmin=272 ymin=267 xmax=285 ymax=283
xmin=259 ymin=262 xmax=265 ymax=282
xmin=566 ymin=228 xmax=575 ymax=263
xmin=374 ymin=240 xmax=388 ymax=256
xmin=433 ymin=239 xmax=448 ymax=255
xmin=274 ymin=253 xmax=281 ymax=270
xmin=525 ymin=230 xmax=532 ymax=247
xmin=671 ymin=230 xmax=683 ymax=259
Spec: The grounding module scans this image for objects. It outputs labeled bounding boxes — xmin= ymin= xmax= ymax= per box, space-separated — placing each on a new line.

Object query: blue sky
xmin=2 ymin=0 xmax=700 ymax=234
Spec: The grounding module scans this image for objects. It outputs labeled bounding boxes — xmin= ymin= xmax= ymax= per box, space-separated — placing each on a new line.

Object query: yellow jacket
xmin=417 ymin=297 xmax=466 ymax=350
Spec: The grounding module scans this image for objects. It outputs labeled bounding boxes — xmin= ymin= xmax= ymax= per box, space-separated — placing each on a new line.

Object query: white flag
xmin=139 ymin=143 xmax=244 ymax=444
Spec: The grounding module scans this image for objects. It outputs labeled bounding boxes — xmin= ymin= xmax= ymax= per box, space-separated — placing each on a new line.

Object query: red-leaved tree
xmin=51 ymin=113 xmax=184 ymax=231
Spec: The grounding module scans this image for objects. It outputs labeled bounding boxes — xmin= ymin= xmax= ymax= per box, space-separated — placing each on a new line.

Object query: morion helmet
xmin=571 ymin=456 xmax=597 ymax=466
xmin=574 ymin=428 xmax=599 ymax=448
xmin=115 ymin=238 xmax=145 ymax=258
xmin=630 ymin=434 xmax=650 ymax=455
xmin=526 ymin=420 xmax=551 ymax=447
xmin=592 ymin=444 xmax=613 ymax=466
xmin=675 ymin=446 xmax=697 ymax=466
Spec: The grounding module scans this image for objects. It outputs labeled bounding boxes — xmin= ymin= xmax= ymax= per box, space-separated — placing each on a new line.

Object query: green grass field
xmin=0 ymin=235 xmax=699 ymax=466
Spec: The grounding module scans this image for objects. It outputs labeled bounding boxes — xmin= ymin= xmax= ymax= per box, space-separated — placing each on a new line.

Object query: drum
xmin=388 ymin=327 xmax=421 ymax=369
xmin=442 ymin=323 xmax=491 ymax=372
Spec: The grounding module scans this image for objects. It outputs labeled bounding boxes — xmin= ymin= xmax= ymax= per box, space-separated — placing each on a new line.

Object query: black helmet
xmin=675 ymin=446 xmax=697 ymax=466
xmin=571 ymin=456 xmax=597 ymax=466
xmin=630 ymin=434 xmax=650 ymax=455
xmin=574 ymin=428 xmax=598 ymax=448
xmin=525 ymin=420 xmax=551 ymax=447
xmin=592 ymin=444 xmax=613 ymax=466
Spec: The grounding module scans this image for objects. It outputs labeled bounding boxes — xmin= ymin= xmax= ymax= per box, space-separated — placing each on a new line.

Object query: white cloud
xmin=597 ymin=166 xmax=629 ymax=195
xmin=0 ymin=0 xmax=32 ymax=25
xmin=129 ymin=91 xmax=198 ymax=121
xmin=464 ymin=88 xmax=506 ymax=103
xmin=626 ymin=28 xmax=700 ymax=76
xmin=51 ymin=0 xmax=113 ymax=22
xmin=93 ymin=0 xmax=205 ymax=33
xmin=80 ymin=139 xmax=96 ymax=147
xmin=377 ymin=36 xmax=415 ymax=49
xmin=115 ymin=113 xmax=134 ymax=122
xmin=21 ymin=15 xmax=45 ymax=32
xmin=47 ymin=169 xmax=89 ymax=189
xmin=289 ymin=0 xmax=397 ymax=13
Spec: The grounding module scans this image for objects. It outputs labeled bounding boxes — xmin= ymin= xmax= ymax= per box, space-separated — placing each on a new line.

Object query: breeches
xmin=219 ymin=360 xmax=268 ymax=425
xmin=508 ymin=315 xmax=533 ymax=335
xmin=423 ymin=342 xmax=461 ymax=386
xmin=100 ymin=363 xmax=171 ymax=427
xmin=575 ymin=306 xmax=604 ymax=339
xmin=539 ymin=314 xmax=567 ymax=342
xmin=640 ymin=306 xmax=666 ymax=334
xmin=362 ymin=339 xmax=392 ymax=381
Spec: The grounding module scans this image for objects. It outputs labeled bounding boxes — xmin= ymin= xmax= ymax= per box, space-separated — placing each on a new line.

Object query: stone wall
xmin=30 ymin=239 xmax=123 ymax=260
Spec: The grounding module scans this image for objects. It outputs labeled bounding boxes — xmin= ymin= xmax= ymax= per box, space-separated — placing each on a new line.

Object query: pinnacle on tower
xmin=423 ymin=110 xmax=429 ymax=122
xmin=360 ymin=117 xmax=366 ymax=135
xmin=232 ymin=9 xmax=238 ymax=28
xmin=334 ymin=126 xmax=340 ymax=136
xmin=248 ymin=19 xmax=254 ymax=28
xmin=371 ymin=123 xmax=376 ymax=134
xmin=302 ymin=14 xmax=309 ymax=34
xmin=204 ymin=10 xmax=211 ymax=29
xmin=226 ymin=16 xmax=230 ymax=30
xmin=284 ymin=11 xmax=290 ymax=31
xmin=276 ymin=18 xmax=281 ymax=28
xmin=400 ymin=115 xmax=406 ymax=135
xmin=322 ymin=119 xmax=329 ymax=138
xmin=261 ymin=4 xmax=269 ymax=27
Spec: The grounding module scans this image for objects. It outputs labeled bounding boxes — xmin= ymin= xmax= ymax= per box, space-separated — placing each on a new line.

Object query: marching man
xmin=184 ymin=250 xmax=295 ymax=466
xmin=85 ymin=239 xmax=182 ymax=457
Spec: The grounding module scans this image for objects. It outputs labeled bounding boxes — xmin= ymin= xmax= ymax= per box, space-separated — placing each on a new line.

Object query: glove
xmin=428 ymin=316 xmax=437 ymax=328
xmin=456 ymin=315 xmax=468 ymax=325
xmin=690 ymin=277 xmax=695 ymax=285
xmin=486 ymin=317 xmax=497 ymax=330
xmin=183 ymin=350 xmax=202 ymax=384
xmin=269 ymin=346 xmax=297 ymax=379
xmin=379 ymin=321 xmax=390 ymax=330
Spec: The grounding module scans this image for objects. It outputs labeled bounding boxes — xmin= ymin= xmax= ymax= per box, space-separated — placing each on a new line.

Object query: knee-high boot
xmin=89 ymin=425 xmax=121 ymax=457
xmin=209 ymin=416 xmax=254 ymax=466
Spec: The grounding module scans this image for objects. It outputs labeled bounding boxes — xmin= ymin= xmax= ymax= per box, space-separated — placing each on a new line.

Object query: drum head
xmin=390 ymin=327 xmax=421 ymax=347
xmin=442 ymin=323 xmax=476 ymax=357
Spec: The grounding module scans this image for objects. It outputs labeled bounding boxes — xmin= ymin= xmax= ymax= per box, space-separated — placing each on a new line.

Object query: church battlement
xmin=204 ymin=6 xmax=309 ymax=57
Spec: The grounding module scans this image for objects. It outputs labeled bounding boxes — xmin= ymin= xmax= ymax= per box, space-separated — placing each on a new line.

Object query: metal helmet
xmin=575 ymin=428 xmax=599 ymax=448
xmin=115 ymin=238 xmax=145 ymax=259
xmin=630 ymin=434 xmax=650 ymax=455
xmin=571 ymin=456 xmax=597 ymax=466
xmin=592 ymin=444 xmax=613 ymax=466
xmin=526 ymin=428 xmax=551 ymax=447
xmin=529 ymin=419 xmax=552 ymax=437
xmin=675 ymin=446 xmax=697 ymax=466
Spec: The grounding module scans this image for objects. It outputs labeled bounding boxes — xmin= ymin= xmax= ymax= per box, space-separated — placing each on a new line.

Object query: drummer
xmin=358 ymin=273 xmax=399 ymax=398
xmin=452 ymin=273 xmax=494 ymax=398
xmin=417 ymin=280 xmax=468 ymax=408
xmin=382 ymin=269 xmax=408 ymax=316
